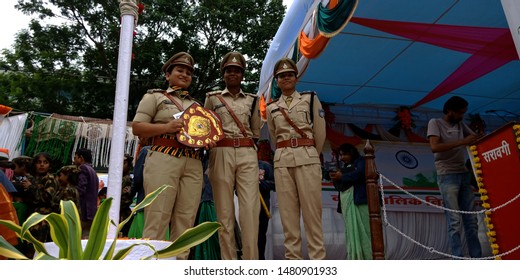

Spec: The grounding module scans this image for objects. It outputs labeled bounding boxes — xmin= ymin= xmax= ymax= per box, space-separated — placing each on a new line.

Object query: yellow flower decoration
xmin=477 ymin=177 xmax=483 ymax=182
xmin=470 ymin=145 xmax=477 ymax=151
xmin=480 ymin=195 xmax=488 ymax=201
xmin=482 ymin=202 xmax=491 ymax=209
xmin=478 ymin=187 xmax=486 ymax=193
xmin=475 ymin=169 xmax=483 ymax=175
xmin=473 ymin=156 xmax=480 ymax=162
xmin=474 ymin=163 xmax=481 ymax=168
xmin=487 ymin=224 xmax=494 ymax=230
xmin=487 ymin=231 xmax=496 ymax=237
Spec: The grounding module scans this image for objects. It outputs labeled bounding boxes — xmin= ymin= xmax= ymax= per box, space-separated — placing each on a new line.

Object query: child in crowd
xmin=23 ymin=152 xmax=58 ymax=243
xmin=97 ymin=187 xmax=107 ymax=205
xmin=54 ymin=165 xmax=80 ymax=214
xmin=11 ymin=156 xmax=33 ymax=223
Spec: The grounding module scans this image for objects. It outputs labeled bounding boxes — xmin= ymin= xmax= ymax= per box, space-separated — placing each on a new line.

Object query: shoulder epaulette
xmin=147 ymin=89 xmax=165 ymax=94
xmin=206 ymin=91 xmax=222 ymax=97
xmin=302 ymin=91 xmax=316 ymax=124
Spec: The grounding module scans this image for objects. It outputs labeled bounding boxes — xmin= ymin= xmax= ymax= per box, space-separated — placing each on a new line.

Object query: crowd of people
xmin=0 ymin=149 xmax=100 ymax=257
xmin=0 ymin=51 xmax=484 ymax=261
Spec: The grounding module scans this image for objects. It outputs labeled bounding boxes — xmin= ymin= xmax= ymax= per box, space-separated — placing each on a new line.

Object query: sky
xmin=1 ymin=0 xmax=34 ymax=50
xmin=0 ymin=0 xmax=294 ymax=51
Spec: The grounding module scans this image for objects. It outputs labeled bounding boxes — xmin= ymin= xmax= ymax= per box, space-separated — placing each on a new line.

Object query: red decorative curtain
xmin=350 ymin=17 xmax=519 ymax=108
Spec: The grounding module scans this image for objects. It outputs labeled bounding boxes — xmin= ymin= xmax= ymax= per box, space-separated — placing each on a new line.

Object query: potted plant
xmin=0 ymin=184 xmax=220 ymax=260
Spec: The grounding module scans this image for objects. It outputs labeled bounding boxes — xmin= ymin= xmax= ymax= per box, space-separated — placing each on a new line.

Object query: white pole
xmin=107 ymin=1 xmax=137 ymax=238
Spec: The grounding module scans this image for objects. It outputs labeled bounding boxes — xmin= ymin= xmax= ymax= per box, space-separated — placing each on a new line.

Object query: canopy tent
xmin=259 ymin=0 xmax=520 ymax=118
xmin=258 ymin=0 xmax=518 ymax=259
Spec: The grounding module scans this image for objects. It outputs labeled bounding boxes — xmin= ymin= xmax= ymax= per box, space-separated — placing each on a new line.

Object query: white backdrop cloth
xmin=0 ymin=113 xmax=28 ymax=159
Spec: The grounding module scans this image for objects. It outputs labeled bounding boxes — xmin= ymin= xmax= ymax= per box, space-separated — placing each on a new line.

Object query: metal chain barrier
xmin=379 ymin=173 xmax=520 ymax=214
xmin=378 ymin=172 xmax=520 ymax=260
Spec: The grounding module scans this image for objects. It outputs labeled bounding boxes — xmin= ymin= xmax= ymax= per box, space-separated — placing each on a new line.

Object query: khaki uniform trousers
xmin=142 ymin=150 xmax=203 ymax=260
xmin=208 ymin=147 xmax=260 ymax=260
xmin=274 ymin=163 xmax=326 ymax=260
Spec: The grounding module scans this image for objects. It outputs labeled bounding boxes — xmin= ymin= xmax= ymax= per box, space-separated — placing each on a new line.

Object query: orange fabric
xmin=259 ymin=95 xmax=267 ymax=121
xmin=299 ymin=32 xmax=330 ymax=59
xmin=0 ymin=104 xmax=12 ymax=115
xmin=328 ymin=1 xmax=340 ymax=10
xmin=298 ymin=0 xmax=338 ymax=58
xmin=0 ymin=183 xmax=19 ymax=246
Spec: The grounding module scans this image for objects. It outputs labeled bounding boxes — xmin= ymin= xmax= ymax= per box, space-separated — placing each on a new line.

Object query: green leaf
xmin=155 ymin=222 xmax=220 ymax=259
xmin=104 ymin=185 xmax=172 ymax=260
xmin=101 ymin=221 xmax=120 ymax=260
xmin=122 ymin=184 xmax=172 ymax=226
xmin=20 ymin=212 xmax=48 ymax=240
xmin=83 ymin=197 xmax=111 ymax=260
xmin=0 ymin=219 xmax=48 ymax=254
xmin=112 ymin=242 xmax=158 ymax=260
xmin=0 ymin=235 xmax=29 ymax=260
xmin=103 ymin=239 xmax=117 ymax=260
xmin=61 ymin=200 xmax=82 ymax=259
xmin=44 ymin=212 xmax=68 ymax=259
xmin=34 ymin=252 xmax=59 ymax=260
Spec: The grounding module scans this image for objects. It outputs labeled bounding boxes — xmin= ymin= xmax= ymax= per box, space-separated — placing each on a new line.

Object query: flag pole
xmin=106 ymin=0 xmax=138 ymax=239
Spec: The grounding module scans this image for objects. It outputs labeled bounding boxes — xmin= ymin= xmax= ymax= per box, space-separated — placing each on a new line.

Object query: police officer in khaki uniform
xmin=132 ymin=52 xmax=213 ymax=260
xmin=204 ymin=51 xmax=261 ymax=260
xmin=266 ymin=58 xmax=326 ymax=260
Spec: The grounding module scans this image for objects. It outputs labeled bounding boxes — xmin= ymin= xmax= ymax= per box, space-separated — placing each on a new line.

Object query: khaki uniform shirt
xmin=204 ymin=88 xmax=260 ymax=139
xmin=266 ymin=91 xmax=326 ymax=167
xmin=133 ymin=87 xmax=199 ymax=124
xmin=133 ymin=88 xmax=202 ymax=159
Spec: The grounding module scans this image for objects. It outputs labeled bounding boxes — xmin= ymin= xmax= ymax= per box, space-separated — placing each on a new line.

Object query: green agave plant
xmin=0 ymin=184 xmax=220 ymax=260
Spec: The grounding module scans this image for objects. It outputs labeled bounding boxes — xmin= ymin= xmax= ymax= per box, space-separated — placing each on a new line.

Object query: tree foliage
xmin=0 ymin=0 xmax=284 ymax=119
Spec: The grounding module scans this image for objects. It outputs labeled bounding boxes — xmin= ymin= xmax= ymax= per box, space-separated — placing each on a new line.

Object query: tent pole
xmin=364 ymin=139 xmax=385 ymax=259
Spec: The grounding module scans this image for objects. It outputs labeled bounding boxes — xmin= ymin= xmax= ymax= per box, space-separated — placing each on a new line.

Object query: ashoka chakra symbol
xmin=395 ymin=150 xmax=418 ymax=169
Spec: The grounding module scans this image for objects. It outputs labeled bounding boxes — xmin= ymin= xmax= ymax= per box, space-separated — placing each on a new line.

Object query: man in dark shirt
xmin=73 ymin=148 xmax=99 ymax=238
